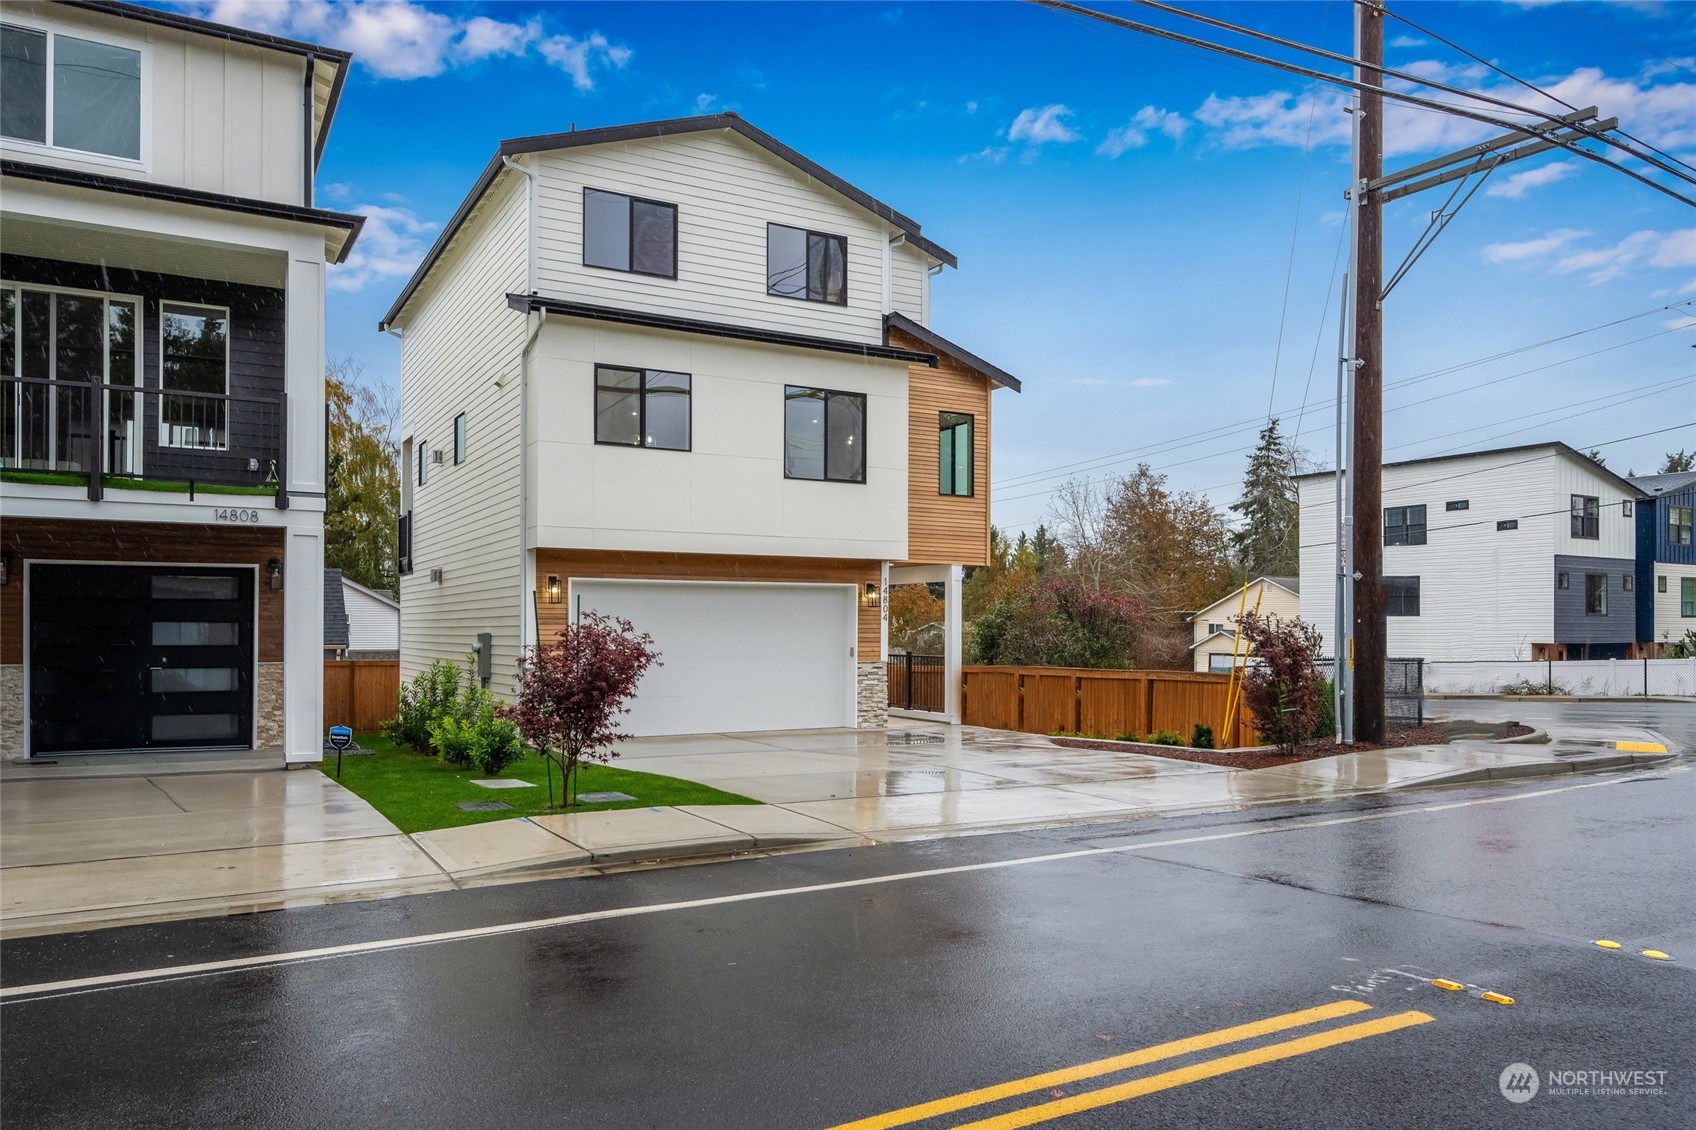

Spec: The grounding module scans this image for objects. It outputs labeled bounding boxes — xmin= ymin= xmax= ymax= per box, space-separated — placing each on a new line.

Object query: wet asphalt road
xmin=4 ymin=762 xmax=1693 ymax=1129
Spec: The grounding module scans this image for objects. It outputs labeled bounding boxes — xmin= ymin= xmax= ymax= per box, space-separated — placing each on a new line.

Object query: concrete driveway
xmin=0 ymin=761 xmax=449 ymax=939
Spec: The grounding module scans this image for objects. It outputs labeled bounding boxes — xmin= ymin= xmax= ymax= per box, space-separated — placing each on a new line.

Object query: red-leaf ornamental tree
xmin=1234 ymin=610 xmax=1324 ymax=756
xmin=501 ymin=612 xmax=661 ymax=807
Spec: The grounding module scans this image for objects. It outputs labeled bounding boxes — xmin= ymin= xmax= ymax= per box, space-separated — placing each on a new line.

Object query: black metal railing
xmin=1317 ymin=656 xmax=1425 ymax=728
xmin=888 ymin=652 xmax=946 ymax=713
xmin=0 ymin=375 xmax=287 ymax=507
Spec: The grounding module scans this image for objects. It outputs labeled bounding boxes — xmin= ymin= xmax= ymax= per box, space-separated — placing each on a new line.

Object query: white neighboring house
xmin=1 ymin=1 xmax=360 ymax=762
xmin=324 ymin=569 xmax=399 ymax=659
xmin=1297 ymin=442 xmax=1644 ymax=662
xmin=1187 ymin=577 xmax=1301 ymax=672
xmin=380 ymin=114 xmax=1022 ymax=735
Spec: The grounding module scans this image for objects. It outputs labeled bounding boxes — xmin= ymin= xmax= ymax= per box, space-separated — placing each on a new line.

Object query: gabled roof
xmin=341 ymin=574 xmax=400 ymax=611
xmin=885 ymin=312 xmax=1022 ymax=392
xmin=1293 ymin=441 xmax=1645 ymax=499
xmin=1628 ymin=470 xmax=1696 ymax=496
xmin=1187 ymin=576 xmax=1301 ymax=622
xmin=1189 ymin=628 xmax=1238 ymax=651
xmin=381 ymin=113 xmax=957 ymax=331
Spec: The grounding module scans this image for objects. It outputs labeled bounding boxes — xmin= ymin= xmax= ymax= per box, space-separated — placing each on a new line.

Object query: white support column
xmin=283 ymin=523 xmax=325 ymax=764
xmin=284 ymin=254 xmax=326 ymax=498
xmin=944 ymin=563 xmax=963 ymax=723
xmin=879 ymin=560 xmax=890 ymax=662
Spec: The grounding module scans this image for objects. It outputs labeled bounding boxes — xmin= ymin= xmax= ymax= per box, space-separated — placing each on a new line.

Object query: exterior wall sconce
xmin=0 ymin=550 xmax=11 ymax=587
xmin=267 ymin=558 xmax=283 ymax=590
xmin=864 ymin=581 xmax=881 ymax=608
xmin=546 ymin=575 xmax=563 ymax=603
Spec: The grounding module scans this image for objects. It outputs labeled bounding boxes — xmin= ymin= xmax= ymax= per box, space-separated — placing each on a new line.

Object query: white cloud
xmin=1389 ymin=35 xmax=1428 ymax=49
xmin=1480 ymin=228 xmax=1588 ymax=264
xmin=1128 ymin=377 xmax=1172 ymax=388
xmin=966 ymin=100 xmax=979 ymax=114
xmin=1096 ymin=106 xmax=1189 ymax=158
xmin=1485 ymin=160 xmax=1578 ymax=199
xmin=1663 ymin=315 xmax=1696 ymax=330
xmin=321 ymin=182 xmax=352 ymax=201
xmin=694 ymin=93 xmax=720 ymax=114
xmin=959 ymin=146 xmax=1009 ymax=165
xmin=1554 ymin=230 xmax=1661 ymax=283
xmin=195 ymin=2 xmax=626 ymax=84
xmin=1651 ymin=229 xmax=1696 ymax=268
xmin=329 ymin=205 xmax=436 ymax=293
xmin=1007 ymin=104 xmax=1082 ymax=145
xmin=1195 ymin=89 xmax=1352 ymax=150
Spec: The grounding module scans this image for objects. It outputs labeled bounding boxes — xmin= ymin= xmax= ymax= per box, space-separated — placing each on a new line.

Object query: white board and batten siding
xmin=4 ymin=2 xmax=308 ymax=206
xmin=1551 ymin=454 xmax=1639 ymax=561
xmin=1301 ymin=448 xmax=1567 ymax=661
xmin=398 ymin=171 xmax=529 ymax=689
xmin=532 ymin=131 xmax=930 ymax=341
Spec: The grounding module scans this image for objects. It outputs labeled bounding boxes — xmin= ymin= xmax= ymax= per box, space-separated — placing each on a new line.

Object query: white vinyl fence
xmin=1424 ymin=658 xmax=1696 ymax=698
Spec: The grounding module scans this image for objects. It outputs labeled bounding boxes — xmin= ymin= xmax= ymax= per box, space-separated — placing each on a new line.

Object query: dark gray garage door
xmin=29 ymin=564 xmax=255 ymax=754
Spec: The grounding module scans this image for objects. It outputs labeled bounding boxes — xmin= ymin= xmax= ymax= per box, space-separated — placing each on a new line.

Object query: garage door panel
xmin=574 ymin=580 xmax=855 ymax=736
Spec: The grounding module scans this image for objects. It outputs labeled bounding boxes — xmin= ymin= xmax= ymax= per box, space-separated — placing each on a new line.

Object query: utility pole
xmin=1351 ymin=0 xmax=1386 ymax=743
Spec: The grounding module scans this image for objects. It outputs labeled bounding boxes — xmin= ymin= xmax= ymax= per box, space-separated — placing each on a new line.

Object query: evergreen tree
xmin=1660 ymin=449 xmax=1694 ymax=474
xmin=1230 ymin=419 xmax=1299 ymax=578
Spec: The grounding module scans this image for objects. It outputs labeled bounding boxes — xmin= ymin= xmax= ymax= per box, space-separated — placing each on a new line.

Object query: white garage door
xmin=570 ymin=580 xmax=857 ymax=736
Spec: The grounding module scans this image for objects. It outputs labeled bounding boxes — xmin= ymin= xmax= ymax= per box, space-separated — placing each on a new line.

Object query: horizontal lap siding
xmin=0 ymin=518 xmax=284 ymax=663
xmin=399 ymin=174 xmax=527 ymax=692
xmin=890 ymin=244 xmax=927 ymax=323
xmin=534 ymin=133 xmax=890 ymax=343
xmin=534 ymin=548 xmax=880 ymax=658
xmin=892 ymin=329 xmax=990 ymax=567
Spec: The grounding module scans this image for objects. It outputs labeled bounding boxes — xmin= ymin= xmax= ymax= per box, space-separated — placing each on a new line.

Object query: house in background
xmin=1631 ymin=469 xmax=1696 ymax=654
xmin=0 ymin=0 xmax=359 ymax=761
xmin=1297 ymin=442 xmax=1644 ymax=662
xmin=381 ymin=113 xmax=1020 ymax=735
xmin=323 ymin=569 xmax=400 ymax=660
xmin=1187 ymin=576 xmax=1300 ymax=672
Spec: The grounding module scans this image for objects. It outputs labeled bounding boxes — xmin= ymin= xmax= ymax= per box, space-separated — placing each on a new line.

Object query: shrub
xmin=429 ymin=701 xmax=524 ymax=776
xmin=1313 ymin=680 xmax=1336 ymax=739
xmin=969 ymin=578 xmax=1145 ymax=668
xmin=1114 ymin=732 xmax=1141 ymax=743
xmin=382 ymin=660 xmax=462 ymax=753
xmin=1235 ymin=611 xmax=1324 ymax=756
xmin=1502 ymin=676 xmax=1568 ymax=696
xmin=1147 ymin=730 xmax=1186 ymax=746
xmin=1190 ymin=723 xmax=1214 ymax=750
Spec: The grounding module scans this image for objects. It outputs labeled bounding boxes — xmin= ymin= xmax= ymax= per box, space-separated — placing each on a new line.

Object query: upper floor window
xmin=583 ymin=188 xmax=677 ymax=278
xmin=1384 ymin=504 xmax=1426 ymax=546
xmin=1 ymin=23 xmax=141 ymax=161
xmin=767 ymin=223 xmax=846 ymax=304
xmin=1570 ymin=494 xmax=1599 ymax=539
xmin=1444 ymin=499 xmax=1469 ymax=512
xmin=939 ymin=412 xmax=973 ymax=496
xmin=1384 ymin=576 xmax=1420 ymax=616
xmin=1622 ymin=499 xmax=1633 ymax=518
xmin=784 ymin=386 xmax=864 ymax=482
xmin=1670 ymin=505 xmax=1693 ymax=547
xmin=160 ymin=303 xmax=227 ymax=450
xmin=1585 ymin=573 xmax=1608 ymax=616
xmin=417 ymin=440 xmax=428 ymax=485
xmin=594 ymin=365 xmax=691 ymax=451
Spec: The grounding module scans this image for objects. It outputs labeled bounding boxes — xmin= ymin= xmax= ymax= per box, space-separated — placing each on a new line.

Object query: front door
xmin=29 ymin=564 xmax=255 ymax=754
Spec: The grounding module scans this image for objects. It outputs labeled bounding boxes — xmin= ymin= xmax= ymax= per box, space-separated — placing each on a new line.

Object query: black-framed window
xmin=939 ymin=411 xmax=973 ymax=496
xmin=1557 ymin=571 xmax=1569 ymax=590
xmin=1384 ymin=575 xmax=1420 ymax=616
xmin=1384 ymin=504 xmax=1426 ymax=546
xmin=1497 ymin=519 xmax=1518 ymax=531
xmin=594 ymin=365 xmax=691 ymax=450
xmin=1684 ymin=578 xmax=1696 ymax=618
xmin=1570 ymin=494 xmax=1599 ymax=539
xmin=417 ymin=441 xmax=427 ymax=486
xmin=1585 ymin=573 xmax=1608 ymax=615
xmin=784 ymin=386 xmax=865 ymax=482
xmin=767 ymin=223 xmax=846 ymax=304
xmin=1659 ymin=575 xmax=1668 ymax=594
xmin=1622 ymin=499 xmax=1633 ymax=518
xmin=583 ymin=188 xmax=678 ymax=278
xmin=453 ymin=413 xmax=466 ymax=464
xmin=1670 ymin=505 xmax=1693 ymax=547
xmin=1623 ymin=573 xmax=1634 ymax=593
xmin=1445 ymin=499 xmax=1469 ymax=512
xmin=160 ymin=302 xmax=229 ymax=450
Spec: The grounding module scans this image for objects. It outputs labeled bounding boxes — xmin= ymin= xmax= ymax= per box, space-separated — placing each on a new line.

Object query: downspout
xmin=503 ymin=154 xmax=541 ymax=655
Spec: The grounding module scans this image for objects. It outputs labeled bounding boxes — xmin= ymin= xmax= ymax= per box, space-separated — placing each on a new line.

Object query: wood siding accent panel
xmin=891 ymin=326 xmax=991 ymax=566
xmin=0 ymin=517 xmax=285 ymax=664
xmin=323 ymin=659 xmax=399 ymax=733
xmin=534 ymin=548 xmax=880 ymax=657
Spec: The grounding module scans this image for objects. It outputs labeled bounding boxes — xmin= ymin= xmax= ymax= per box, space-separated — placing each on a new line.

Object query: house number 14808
xmin=214 ymin=508 xmax=260 ymax=523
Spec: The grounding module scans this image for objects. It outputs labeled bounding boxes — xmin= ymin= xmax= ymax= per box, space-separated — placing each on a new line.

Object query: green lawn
xmin=1 ymin=469 xmax=276 ymax=496
xmin=321 ymin=733 xmax=757 ymax=834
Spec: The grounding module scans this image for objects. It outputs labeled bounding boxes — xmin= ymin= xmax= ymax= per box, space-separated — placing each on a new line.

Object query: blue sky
xmin=184 ymin=1 xmax=1696 ymax=531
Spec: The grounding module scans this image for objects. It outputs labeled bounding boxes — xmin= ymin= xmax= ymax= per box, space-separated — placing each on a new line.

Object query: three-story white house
xmin=381 ymin=113 xmax=1021 ymax=734
xmin=1297 ymin=442 xmax=1644 ymax=661
xmin=0 ymin=0 xmax=361 ymax=762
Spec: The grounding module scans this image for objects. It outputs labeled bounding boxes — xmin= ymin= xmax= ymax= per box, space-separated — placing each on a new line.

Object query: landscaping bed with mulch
xmin=1052 ymin=721 xmax=1532 ymax=770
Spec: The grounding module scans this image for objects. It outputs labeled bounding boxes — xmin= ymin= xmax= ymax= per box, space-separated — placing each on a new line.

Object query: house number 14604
xmin=214 ymin=508 xmax=261 ymax=523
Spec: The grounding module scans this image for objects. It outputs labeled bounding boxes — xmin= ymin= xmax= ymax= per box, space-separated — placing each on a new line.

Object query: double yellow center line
xmin=828 ymin=999 xmax=1432 ymax=1130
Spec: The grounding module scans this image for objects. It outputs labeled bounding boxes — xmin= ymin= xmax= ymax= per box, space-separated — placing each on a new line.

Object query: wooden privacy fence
xmin=323 ymin=659 xmax=400 ymax=733
xmin=960 ymin=666 xmax=1257 ymax=748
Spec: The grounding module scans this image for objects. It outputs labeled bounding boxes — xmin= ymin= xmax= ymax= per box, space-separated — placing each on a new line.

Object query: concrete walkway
xmin=1 ymin=718 xmax=1675 ymax=938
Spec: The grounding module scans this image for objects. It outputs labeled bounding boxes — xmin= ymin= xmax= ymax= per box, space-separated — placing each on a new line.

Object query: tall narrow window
xmin=417 ymin=441 xmax=427 ymax=485
xmin=784 ymin=386 xmax=865 ymax=482
xmin=160 ymin=303 xmax=228 ymax=449
xmin=593 ymin=365 xmax=691 ymax=451
xmin=1584 ymin=573 xmax=1608 ymax=616
xmin=583 ymin=188 xmax=677 ymax=277
xmin=1570 ymin=494 xmax=1599 ymax=539
xmin=1683 ymin=577 xmax=1696 ymax=618
xmin=939 ymin=412 xmax=973 ymax=496
xmin=1670 ymin=505 xmax=1693 ymax=547
xmin=767 ymin=224 xmax=846 ymax=304
xmin=453 ymin=413 xmax=467 ymax=464
xmin=0 ymin=24 xmax=141 ymax=159
xmin=1384 ymin=505 xmax=1426 ymax=546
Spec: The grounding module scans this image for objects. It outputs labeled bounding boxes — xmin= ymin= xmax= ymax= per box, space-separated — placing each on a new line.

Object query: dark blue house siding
xmin=1635 ymin=502 xmax=1656 ymax=642
xmin=1553 ymin=554 xmax=1637 ymax=656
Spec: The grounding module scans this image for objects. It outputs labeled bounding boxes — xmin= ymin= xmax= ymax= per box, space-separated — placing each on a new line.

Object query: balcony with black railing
xmin=0 ymin=375 xmax=288 ymax=506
